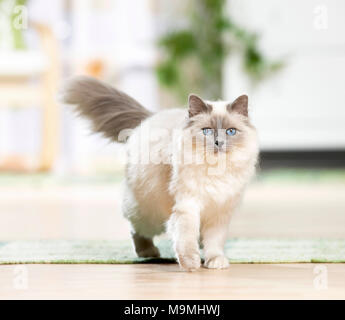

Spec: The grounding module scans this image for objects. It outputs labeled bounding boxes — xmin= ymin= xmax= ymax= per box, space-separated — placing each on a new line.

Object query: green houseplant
xmin=156 ymin=0 xmax=283 ymax=103
xmin=0 ymin=0 xmax=27 ymax=50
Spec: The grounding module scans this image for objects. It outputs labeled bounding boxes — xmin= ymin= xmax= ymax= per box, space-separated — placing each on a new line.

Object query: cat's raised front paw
xmin=204 ymin=255 xmax=229 ymax=269
xmin=177 ymin=252 xmax=201 ymax=271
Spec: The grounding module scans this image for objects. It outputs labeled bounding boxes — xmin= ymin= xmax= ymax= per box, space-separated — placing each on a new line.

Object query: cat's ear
xmin=188 ymin=94 xmax=210 ymax=118
xmin=227 ymin=95 xmax=248 ymax=117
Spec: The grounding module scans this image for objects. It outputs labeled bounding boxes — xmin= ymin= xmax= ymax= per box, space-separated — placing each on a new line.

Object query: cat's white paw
xmin=178 ymin=252 xmax=201 ymax=271
xmin=204 ymin=255 xmax=229 ymax=269
xmin=137 ymin=246 xmax=160 ymax=258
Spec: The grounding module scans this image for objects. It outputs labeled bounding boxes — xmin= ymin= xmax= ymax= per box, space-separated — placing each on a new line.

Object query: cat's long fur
xmin=63 ymin=76 xmax=259 ymax=271
xmin=63 ymin=76 xmax=152 ymax=141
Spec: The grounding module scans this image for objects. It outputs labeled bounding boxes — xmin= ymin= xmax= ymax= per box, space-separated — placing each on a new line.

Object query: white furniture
xmin=0 ymin=22 xmax=59 ymax=171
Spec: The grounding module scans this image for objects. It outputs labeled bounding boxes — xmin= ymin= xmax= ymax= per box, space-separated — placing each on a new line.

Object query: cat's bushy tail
xmin=62 ymin=76 xmax=152 ymax=142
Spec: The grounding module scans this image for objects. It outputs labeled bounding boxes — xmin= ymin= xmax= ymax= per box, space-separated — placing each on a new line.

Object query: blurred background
xmin=0 ymin=0 xmax=344 ymax=241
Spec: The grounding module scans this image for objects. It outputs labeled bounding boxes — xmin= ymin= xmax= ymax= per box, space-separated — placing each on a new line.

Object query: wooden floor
xmin=0 ymin=178 xmax=345 ymax=299
xmin=1 ymin=263 xmax=344 ymax=300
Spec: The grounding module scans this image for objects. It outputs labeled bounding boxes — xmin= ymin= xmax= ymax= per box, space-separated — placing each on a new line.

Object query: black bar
xmin=259 ymin=150 xmax=345 ymax=169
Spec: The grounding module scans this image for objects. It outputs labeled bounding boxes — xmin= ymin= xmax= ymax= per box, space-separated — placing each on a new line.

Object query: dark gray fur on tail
xmin=63 ymin=76 xmax=152 ymax=142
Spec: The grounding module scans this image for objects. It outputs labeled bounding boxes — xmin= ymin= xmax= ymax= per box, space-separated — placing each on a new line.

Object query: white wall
xmin=224 ymin=0 xmax=345 ymax=150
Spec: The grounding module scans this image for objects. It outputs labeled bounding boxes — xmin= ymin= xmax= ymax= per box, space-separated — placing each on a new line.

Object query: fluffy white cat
xmin=64 ymin=76 xmax=259 ymax=271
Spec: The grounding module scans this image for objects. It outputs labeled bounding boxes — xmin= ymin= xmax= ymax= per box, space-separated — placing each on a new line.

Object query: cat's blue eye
xmin=226 ymin=128 xmax=237 ymax=136
xmin=202 ymin=128 xmax=214 ymax=136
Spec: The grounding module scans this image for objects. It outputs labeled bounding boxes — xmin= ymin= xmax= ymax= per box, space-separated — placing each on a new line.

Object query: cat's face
xmin=185 ymin=94 xmax=257 ymax=159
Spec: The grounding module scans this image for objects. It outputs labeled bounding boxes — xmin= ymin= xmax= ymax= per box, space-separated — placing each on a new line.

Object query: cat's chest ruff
xmin=202 ymin=173 xmax=234 ymax=194
xmin=183 ymin=169 xmax=237 ymax=199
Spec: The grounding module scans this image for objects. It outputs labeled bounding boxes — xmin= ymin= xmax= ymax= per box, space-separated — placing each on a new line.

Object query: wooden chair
xmin=0 ymin=22 xmax=59 ymax=172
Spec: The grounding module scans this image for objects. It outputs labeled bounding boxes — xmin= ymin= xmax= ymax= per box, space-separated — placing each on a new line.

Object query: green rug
xmin=0 ymin=239 xmax=344 ymax=264
xmin=1 ymin=169 xmax=345 ymax=187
